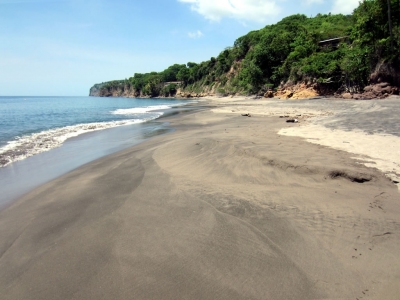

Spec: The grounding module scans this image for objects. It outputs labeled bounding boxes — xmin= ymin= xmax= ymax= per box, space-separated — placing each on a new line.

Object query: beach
xmin=1 ymin=96 xmax=400 ymax=299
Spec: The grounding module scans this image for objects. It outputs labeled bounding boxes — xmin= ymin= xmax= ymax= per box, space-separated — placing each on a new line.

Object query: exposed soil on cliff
xmin=265 ymin=81 xmax=399 ymax=100
xmin=267 ymin=82 xmax=320 ymax=100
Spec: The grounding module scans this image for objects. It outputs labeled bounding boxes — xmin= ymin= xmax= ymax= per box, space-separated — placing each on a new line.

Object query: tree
xmin=177 ymin=67 xmax=190 ymax=84
xmin=94 ymin=1 xmax=399 ymax=98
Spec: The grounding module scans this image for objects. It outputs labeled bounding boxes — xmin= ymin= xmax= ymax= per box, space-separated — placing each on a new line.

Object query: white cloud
xmin=178 ymin=0 xmax=281 ymax=23
xmin=331 ymin=0 xmax=360 ymax=14
xmin=188 ymin=30 xmax=204 ymax=38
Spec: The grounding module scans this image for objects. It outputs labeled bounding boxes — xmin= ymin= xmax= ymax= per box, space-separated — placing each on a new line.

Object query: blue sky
xmin=0 ymin=0 xmax=360 ymax=96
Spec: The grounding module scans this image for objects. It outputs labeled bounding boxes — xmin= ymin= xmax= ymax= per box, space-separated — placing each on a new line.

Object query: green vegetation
xmin=93 ymin=0 xmax=399 ymax=97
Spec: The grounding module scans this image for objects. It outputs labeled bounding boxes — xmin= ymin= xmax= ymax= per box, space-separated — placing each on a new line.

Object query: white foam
xmin=112 ymin=105 xmax=171 ymax=115
xmin=0 ymin=118 xmax=149 ymax=167
xmin=0 ymin=101 xmax=196 ymax=167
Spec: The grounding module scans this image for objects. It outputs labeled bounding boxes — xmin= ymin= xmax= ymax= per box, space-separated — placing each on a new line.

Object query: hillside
xmin=90 ymin=0 xmax=399 ymax=99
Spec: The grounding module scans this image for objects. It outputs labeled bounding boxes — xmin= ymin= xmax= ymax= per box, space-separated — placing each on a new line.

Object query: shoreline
xmin=0 ymin=103 xmax=202 ymax=209
xmin=0 ymin=121 xmax=169 ymax=209
xmin=0 ymin=97 xmax=195 ymax=168
xmin=1 ymin=97 xmax=400 ymax=299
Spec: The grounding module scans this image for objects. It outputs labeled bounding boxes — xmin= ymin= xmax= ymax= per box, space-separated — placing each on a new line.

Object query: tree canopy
xmin=94 ymin=0 xmax=399 ymax=97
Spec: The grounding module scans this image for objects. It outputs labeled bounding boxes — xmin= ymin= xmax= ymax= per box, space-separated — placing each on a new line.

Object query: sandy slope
xmin=208 ymin=95 xmax=400 ymax=188
xmin=0 ymin=100 xmax=399 ymax=299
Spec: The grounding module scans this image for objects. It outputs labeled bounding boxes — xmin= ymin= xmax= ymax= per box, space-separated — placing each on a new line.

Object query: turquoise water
xmin=0 ymin=96 xmax=190 ymax=167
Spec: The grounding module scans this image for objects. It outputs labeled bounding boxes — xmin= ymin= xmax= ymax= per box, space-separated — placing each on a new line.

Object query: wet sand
xmin=0 ymin=97 xmax=399 ymax=299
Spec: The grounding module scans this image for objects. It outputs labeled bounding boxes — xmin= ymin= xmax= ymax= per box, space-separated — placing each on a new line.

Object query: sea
xmin=0 ymin=96 xmax=194 ymax=207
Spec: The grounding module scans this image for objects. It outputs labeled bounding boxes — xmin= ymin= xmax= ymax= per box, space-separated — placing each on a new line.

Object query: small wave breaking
xmin=0 ymin=119 xmax=149 ymax=168
xmin=112 ymin=105 xmax=171 ymax=115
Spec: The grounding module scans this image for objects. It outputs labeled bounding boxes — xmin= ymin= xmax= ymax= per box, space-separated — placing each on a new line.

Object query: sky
xmin=0 ymin=0 xmax=361 ymax=96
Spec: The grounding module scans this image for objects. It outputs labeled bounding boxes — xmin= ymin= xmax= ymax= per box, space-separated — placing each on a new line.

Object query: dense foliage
xmin=95 ymin=0 xmax=399 ymax=97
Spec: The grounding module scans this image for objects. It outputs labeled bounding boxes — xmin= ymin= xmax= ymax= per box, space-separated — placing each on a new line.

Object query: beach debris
xmin=279 ymin=115 xmax=289 ymax=118
xmin=286 ymin=119 xmax=298 ymax=123
xmin=241 ymin=113 xmax=251 ymax=117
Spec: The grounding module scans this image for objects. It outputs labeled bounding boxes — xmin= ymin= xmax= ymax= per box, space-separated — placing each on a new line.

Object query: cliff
xmin=89 ymin=2 xmax=399 ymax=100
xmin=89 ymin=84 xmax=139 ymax=98
xmin=89 ymin=83 xmax=103 ymax=97
xmin=90 ymin=74 xmax=400 ymax=100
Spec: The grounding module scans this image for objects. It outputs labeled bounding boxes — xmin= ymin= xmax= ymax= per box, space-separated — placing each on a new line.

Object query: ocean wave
xmin=111 ymin=105 xmax=171 ymax=115
xmin=0 ymin=119 xmax=148 ymax=168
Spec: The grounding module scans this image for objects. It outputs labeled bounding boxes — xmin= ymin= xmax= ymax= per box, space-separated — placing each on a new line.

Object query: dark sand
xmin=1 ymin=102 xmax=399 ymax=299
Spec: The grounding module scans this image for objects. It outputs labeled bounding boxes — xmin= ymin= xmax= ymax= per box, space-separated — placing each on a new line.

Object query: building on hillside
xmin=318 ymin=36 xmax=349 ymax=50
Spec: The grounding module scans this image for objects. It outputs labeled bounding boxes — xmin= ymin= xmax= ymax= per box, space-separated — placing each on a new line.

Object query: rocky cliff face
xmin=89 ymin=84 xmax=103 ymax=97
xmin=90 ymin=80 xmax=399 ymax=99
xmin=90 ymin=58 xmax=400 ymax=100
xmin=89 ymin=85 xmax=140 ymax=98
xmin=267 ymin=59 xmax=400 ymax=100
xmin=265 ymin=80 xmax=399 ymax=100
